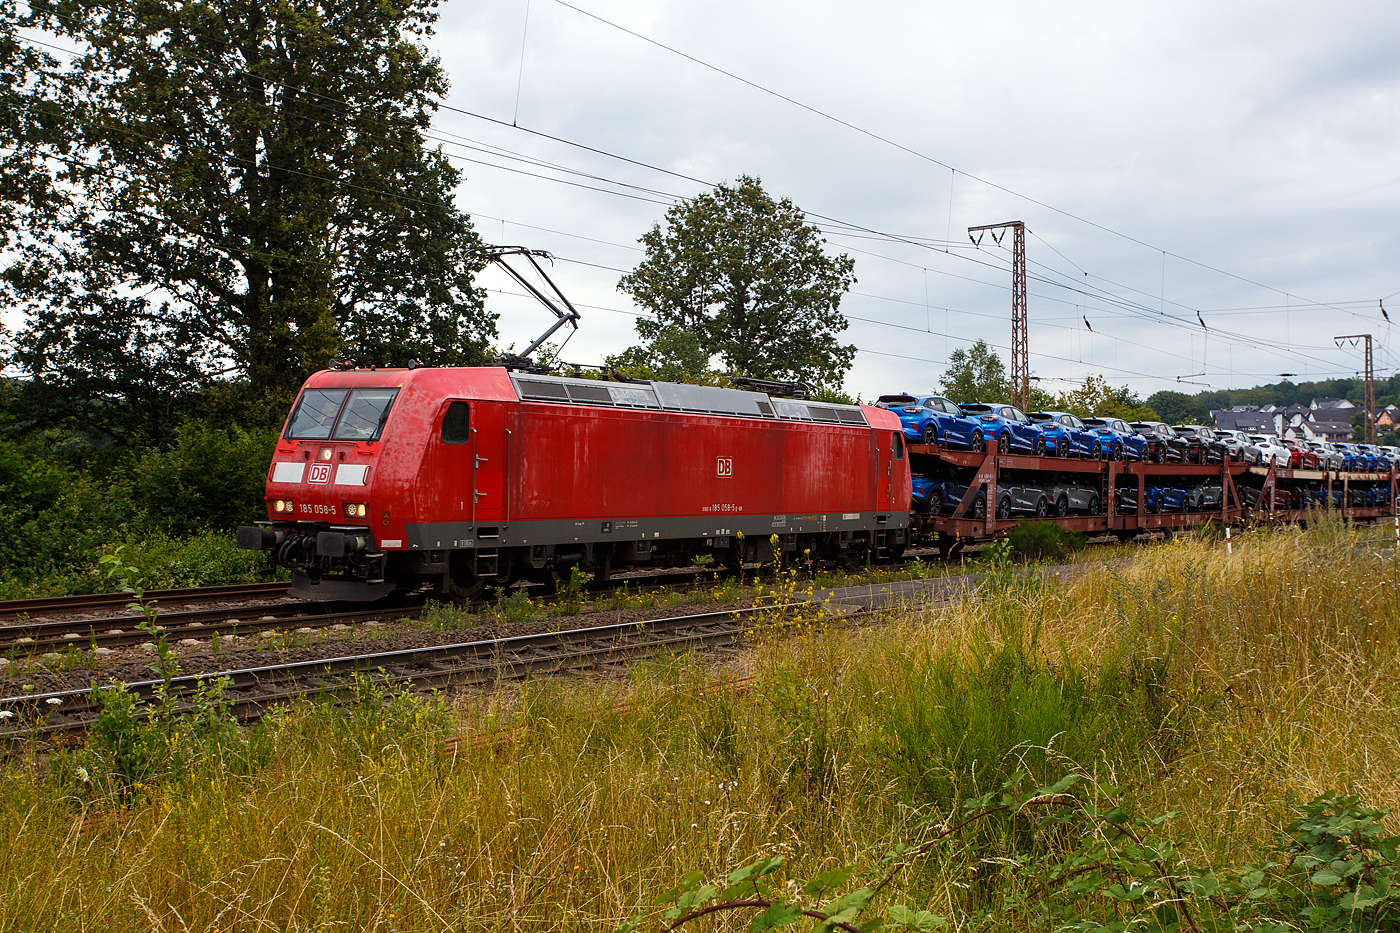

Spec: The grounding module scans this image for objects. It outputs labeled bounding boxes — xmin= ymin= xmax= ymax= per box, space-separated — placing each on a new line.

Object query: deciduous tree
xmin=2 ymin=0 xmax=495 ymax=437
xmin=618 ymin=175 xmax=856 ymax=390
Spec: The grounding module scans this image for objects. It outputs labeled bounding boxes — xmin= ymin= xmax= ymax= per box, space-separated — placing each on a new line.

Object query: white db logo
xmin=308 ymin=463 xmax=332 ymax=484
xmin=716 ymin=458 xmax=733 ymax=477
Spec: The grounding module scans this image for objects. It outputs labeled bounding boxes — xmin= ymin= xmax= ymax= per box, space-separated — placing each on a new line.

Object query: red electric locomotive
xmin=237 ymin=366 xmax=913 ymax=600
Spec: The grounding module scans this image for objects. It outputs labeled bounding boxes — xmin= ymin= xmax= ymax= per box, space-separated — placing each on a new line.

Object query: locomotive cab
xmin=238 ymin=373 xmax=405 ymax=599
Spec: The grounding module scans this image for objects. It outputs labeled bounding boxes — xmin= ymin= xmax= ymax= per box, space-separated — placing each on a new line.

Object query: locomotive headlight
xmin=345 ymin=502 xmax=367 ymax=518
xmin=272 ymin=499 xmax=293 ymax=513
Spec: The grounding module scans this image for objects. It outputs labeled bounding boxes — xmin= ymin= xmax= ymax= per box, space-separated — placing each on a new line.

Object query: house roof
xmin=1311 ymin=397 xmax=1356 ymax=410
xmin=1212 ymin=410 xmax=1274 ymax=432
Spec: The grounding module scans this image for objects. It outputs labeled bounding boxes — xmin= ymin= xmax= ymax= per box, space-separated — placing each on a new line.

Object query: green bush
xmin=1007 ymin=519 xmax=1085 ymax=562
xmin=133 ymin=420 xmax=280 ymax=535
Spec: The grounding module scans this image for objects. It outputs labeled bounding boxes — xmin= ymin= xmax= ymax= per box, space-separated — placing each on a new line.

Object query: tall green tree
xmin=939 ymin=339 xmax=1010 ymax=404
xmin=618 ymin=175 xmax=856 ymax=390
xmin=2 ymin=0 xmax=495 ymax=438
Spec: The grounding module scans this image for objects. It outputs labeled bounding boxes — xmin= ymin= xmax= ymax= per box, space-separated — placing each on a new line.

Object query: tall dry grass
xmin=2 ymin=516 xmax=1399 ymax=931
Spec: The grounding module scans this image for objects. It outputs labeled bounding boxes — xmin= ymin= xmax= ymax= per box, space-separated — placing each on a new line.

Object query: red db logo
xmin=716 ymin=458 xmax=733 ymax=477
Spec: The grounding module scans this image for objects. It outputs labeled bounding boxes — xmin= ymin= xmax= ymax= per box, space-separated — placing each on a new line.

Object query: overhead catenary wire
xmin=9 ymin=28 xmax=1386 ymax=392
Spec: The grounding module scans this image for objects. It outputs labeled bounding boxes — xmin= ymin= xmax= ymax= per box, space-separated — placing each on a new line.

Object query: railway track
xmin=0 ymin=558 xmax=1117 ymax=744
xmin=0 ymin=561 xmax=934 ymax=655
xmin=0 ymin=602 xmax=802 ymax=743
xmin=0 ymin=581 xmax=293 ymax=623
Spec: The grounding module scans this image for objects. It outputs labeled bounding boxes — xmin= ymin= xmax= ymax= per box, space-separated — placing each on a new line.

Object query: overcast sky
xmin=426 ymin=0 xmax=1400 ymax=402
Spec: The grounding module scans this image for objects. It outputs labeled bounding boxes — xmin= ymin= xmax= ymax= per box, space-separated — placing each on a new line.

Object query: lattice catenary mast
xmin=1334 ymin=333 xmax=1375 ymax=443
xmin=968 ymin=221 xmax=1028 ymax=409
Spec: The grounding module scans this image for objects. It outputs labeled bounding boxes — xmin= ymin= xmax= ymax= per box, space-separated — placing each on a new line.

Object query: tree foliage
xmin=938 ymin=339 xmax=1011 ymax=404
xmin=618 ymin=175 xmax=856 ymax=390
xmin=937 ymin=342 xmax=1154 ymax=418
xmin=2 ymin=0 xmax=496 ymax=438
xmin=1057 ymin=374 xmax=1158 ymax=420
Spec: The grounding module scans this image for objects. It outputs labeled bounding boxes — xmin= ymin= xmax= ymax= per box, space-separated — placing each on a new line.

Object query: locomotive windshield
xmin=285 ymin=387 xmax=399 ymax=441
xmin=333 ymin=388 xmax=399 ymax=440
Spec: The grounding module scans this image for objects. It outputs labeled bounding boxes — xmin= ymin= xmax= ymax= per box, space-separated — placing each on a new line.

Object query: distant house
xmin=1311 ymin=397 xmax=1356 ymax=411
xmin=1307 ymin=411 xmax=1354 ymax=441
xmin=1377 ymin=405 xmax=1400 ymax=427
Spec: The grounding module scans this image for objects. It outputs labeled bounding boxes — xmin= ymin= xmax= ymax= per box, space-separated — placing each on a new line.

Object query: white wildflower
xmin=46 ymin=697 xmax=62 ymax=707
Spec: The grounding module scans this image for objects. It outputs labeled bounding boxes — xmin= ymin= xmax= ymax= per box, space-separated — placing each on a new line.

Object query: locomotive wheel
xmin=921 ymin=424 xmax=937 ymax=446
xmin=1056 ymin=494 xmax=1070 ymax=517
xmin=447 ymin=576 xmax=489 ymax=604
xmin=970 ymin=431 xmax=985 ymax=453
xmin=1033 ymin=436 xmax=1046 ymax=457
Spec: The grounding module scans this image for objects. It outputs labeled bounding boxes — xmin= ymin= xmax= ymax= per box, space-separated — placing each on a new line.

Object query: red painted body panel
xmin=505 ymin=403 xmax=902 ymax=521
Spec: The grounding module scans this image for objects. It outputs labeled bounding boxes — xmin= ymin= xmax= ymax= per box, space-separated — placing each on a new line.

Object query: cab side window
xmin=893 ymin=433 xmax=905 ymax=460
xmin=442 ymin=402 xmax=470 ymax=444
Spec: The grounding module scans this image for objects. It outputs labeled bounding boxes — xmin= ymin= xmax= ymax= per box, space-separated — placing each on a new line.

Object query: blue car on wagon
xmin=875 ymin=394 xmax=985 ymax=449
xmin=912 ymin=475 xmax=987 ymax=518
xmin=1082 ymin=416 xmax=1149 ymax=461
xmin=959 ymin=402 xmax=1047 ymax=455
xmin=1027 ymin=411 xmax=1098 ymax=457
